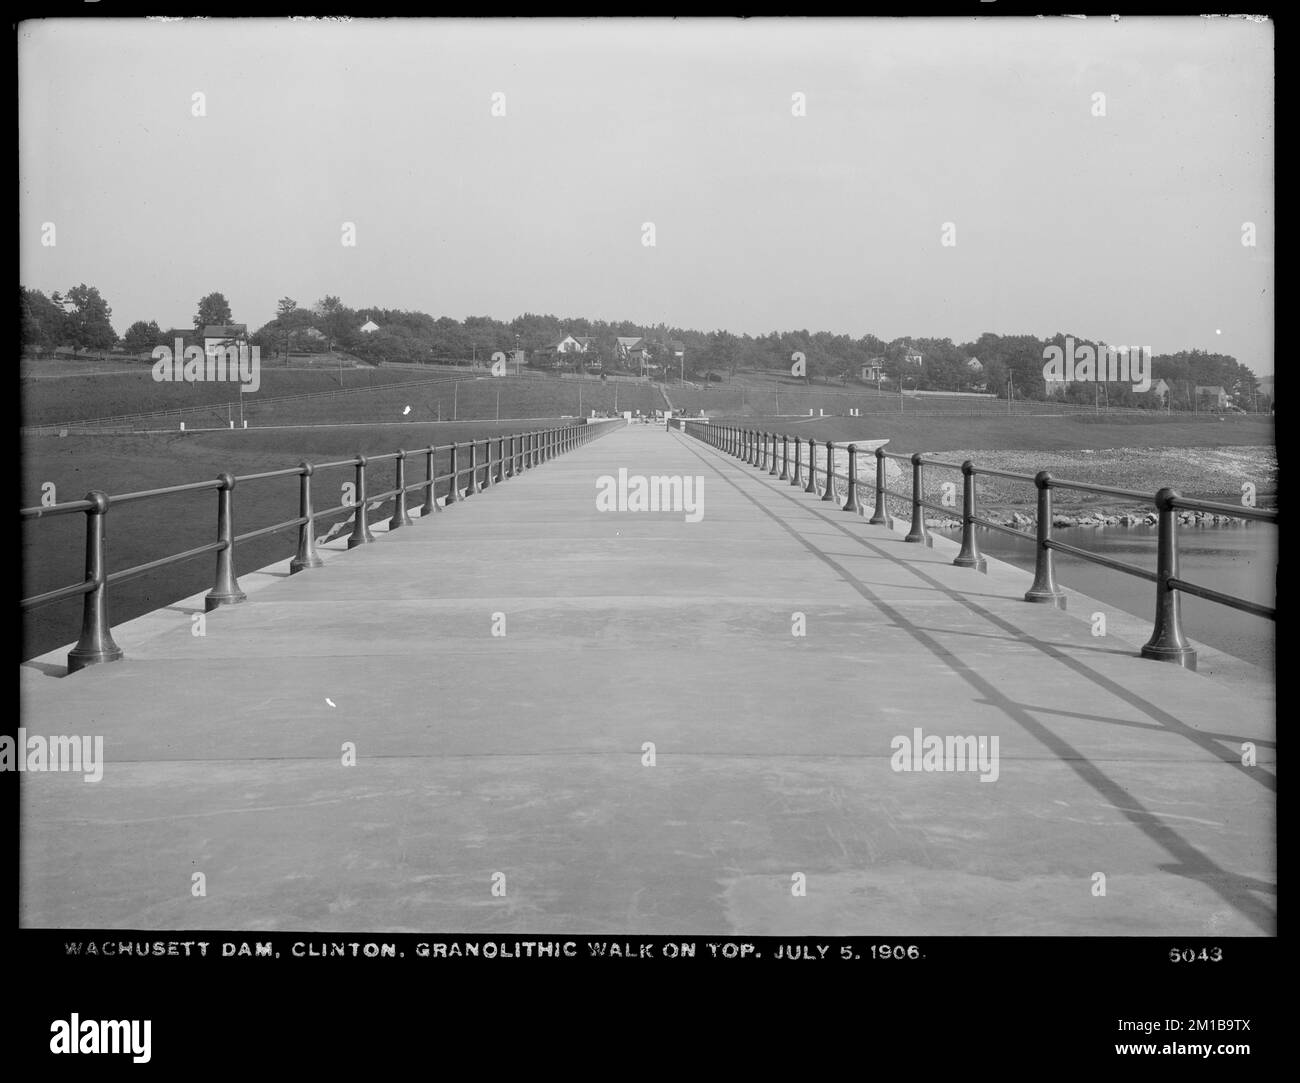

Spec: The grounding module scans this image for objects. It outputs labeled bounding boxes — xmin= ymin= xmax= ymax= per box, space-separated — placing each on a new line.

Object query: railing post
xmin=791 ymin=435 xmax=802 ymax=487
xmin=497 ymin=436 xmax=507 ymax=480
xmin=66 ymin=490 xmax=124 ymax=672
xmin=445 ymin=444 xmax=459 ymax=504
xmin=347 ymin=456 xmax=375 ymax=547
xmin=422 ymin=446 xmax=440 ymax=516
xmin=465 ymin=441 xmax=478 ymax=496
xmin=952 ymin=461 xmax=987 ymax=571
xmin=207 ymin=472 xmax=248 ymax=607
xmin=843 ymin=444 xmax=861 ymax=513
xmin=290 ymin=464 xmax=324 ymax=573
xmin=482 ymin=440 xmax=493 ymax=489
xmin=769 ymin=433 xmax=780 ymax=476
xmin=757 ymin=431 xmax=766 ymax=471
xmin=1024 ymin=471 xmax=1066 ymax=607
xmin=821 ymin=441 xmax=836 ymax=501
xmin=779 ymin=434 xmax=790 ymax=481
xmin=905 ymin=453 xmax=930 ymax=543
xmin=870 ymin=447 xmax=891 ymax=526
xmin=390 ymin=451 xmax=414 ymax=528
xmin=513 ymin=434 xmax=521 ymax=474
xmin=1141 ymin=488 xmax=1197 ymax=669
xmin=805 ymin=437 xmax=818 ymax=494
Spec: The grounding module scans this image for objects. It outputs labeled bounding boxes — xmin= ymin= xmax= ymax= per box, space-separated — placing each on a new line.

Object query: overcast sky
xmin=19 ymin=16 xmax=1273 ymax=374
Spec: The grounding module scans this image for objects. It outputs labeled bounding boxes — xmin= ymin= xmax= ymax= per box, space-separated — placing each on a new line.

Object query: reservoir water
xmin=967 ymin=522 xmax=1276 ymax=671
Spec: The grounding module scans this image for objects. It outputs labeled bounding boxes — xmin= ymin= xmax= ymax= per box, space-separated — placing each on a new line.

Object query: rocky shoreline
xmin=925 ymin=507 xmax=1264 ymax=532
xmin=899 ymin=444 xmax=1276 ymax=532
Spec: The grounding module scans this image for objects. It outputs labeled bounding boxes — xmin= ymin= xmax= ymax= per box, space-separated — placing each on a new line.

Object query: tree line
xmin=19 ymin=284 xmax=1270 ymax=410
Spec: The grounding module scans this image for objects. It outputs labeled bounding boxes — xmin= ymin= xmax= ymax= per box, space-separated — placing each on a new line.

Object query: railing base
xmin=67 ymin=643 xmax=124 ymax=674
xmin=204 ymin=589 xmax=247 ymax=612
xmin=953 ymin=555 xmax=988 ymax=573
xmin=1023 ymin=589 xmax=1066 ymax=609
xmin=1139 ymin=643 xmax=1198 ymax=670
xmin=289 ymin=555 xmax=324 ymax=574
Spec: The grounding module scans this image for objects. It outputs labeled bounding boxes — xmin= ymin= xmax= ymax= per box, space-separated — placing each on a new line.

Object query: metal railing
xmin=679 ymin=421 xmax=1277 ymax=672
xmin=21 ymin=420 xmax=620 ymax=673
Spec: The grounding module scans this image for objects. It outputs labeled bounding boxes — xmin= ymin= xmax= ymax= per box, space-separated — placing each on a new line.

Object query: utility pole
xmin=496 ymin=387 xmax=500 ymax=421
xmin=454 ymin=382 xmax=458 ymax=421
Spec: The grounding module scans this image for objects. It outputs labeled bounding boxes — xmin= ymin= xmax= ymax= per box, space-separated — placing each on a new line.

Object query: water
xmin=969 ymin=522 xmax=1277 ymax=670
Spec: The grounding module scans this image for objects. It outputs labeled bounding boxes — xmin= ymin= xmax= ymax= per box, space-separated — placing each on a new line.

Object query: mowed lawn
xmin=21 ymin=420 xmax=589 ymax=661
xmin=22 ymin=365 xmax=667 ymax=427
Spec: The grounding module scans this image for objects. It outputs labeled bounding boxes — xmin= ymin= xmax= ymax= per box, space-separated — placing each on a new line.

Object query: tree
xmin=122 ymin=319 xmax=163 ymax=353
xmin=643 ymin=339 xmax=666 ymax=378
xmin=314 ymin=295 xmax=352 ymax=352
xmin=20 ymin=288 xmax=69 ymax=350
xmin=58 ymin=284 xmax=118 ymax=350
xmin=194 ymin=292 xmax=234 ymax=333
xmin=275 ymin=297 xmax=298 ymax=361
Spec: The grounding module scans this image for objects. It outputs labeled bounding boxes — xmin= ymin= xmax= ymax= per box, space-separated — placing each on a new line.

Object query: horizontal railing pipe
xmin=676 ymin=423 xmax=1274 ymax=671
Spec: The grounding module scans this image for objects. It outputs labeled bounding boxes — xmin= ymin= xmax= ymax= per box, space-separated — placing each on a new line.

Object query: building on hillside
xmin=1195 ymin=385 xmax=1229 ymax=409
xmin=202 ymin=323 xmax=247 ymax=343
xmin=359 ymin=318 xmax=380 ymax=334
xmin=616 ymin=336 xmax=646 ymax=362
xmin=533 ymin=334 xmax=588 ymax=363
xmin=965 ymin=357 xmax=983 ymax=372
xmin=860 ymin=359 xmax=885 ymax=382
xmin=903 ymin=344 xmax=923 ymax=366
xmin=1148 ymin=378 xmax=1171 ymax=405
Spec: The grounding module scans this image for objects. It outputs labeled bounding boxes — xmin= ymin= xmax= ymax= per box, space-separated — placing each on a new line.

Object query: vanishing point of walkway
xmin=19 ymin=423 xmax=1276 ymax=934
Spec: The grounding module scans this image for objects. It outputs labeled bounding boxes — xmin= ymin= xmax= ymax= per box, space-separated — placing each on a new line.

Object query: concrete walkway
xmin=19 ymin=423 xmax=1275 ymax=934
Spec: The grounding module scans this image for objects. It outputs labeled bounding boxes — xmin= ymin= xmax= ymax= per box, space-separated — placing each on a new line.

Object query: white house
xmin=359 ymin=318 xmax=380 ymax=334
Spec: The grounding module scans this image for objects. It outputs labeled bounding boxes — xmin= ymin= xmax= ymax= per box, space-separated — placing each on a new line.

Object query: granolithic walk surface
xmin=19 ymin=423 xmax=1275 ymax=934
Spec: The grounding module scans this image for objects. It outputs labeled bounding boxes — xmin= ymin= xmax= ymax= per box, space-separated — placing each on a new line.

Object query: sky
xmin=19 ymin=16 xmax=1274 ymax=375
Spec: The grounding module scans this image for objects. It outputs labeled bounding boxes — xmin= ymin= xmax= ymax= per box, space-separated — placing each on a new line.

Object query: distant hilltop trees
xmin=18 ymin=284 xmax=1270 ymax=412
